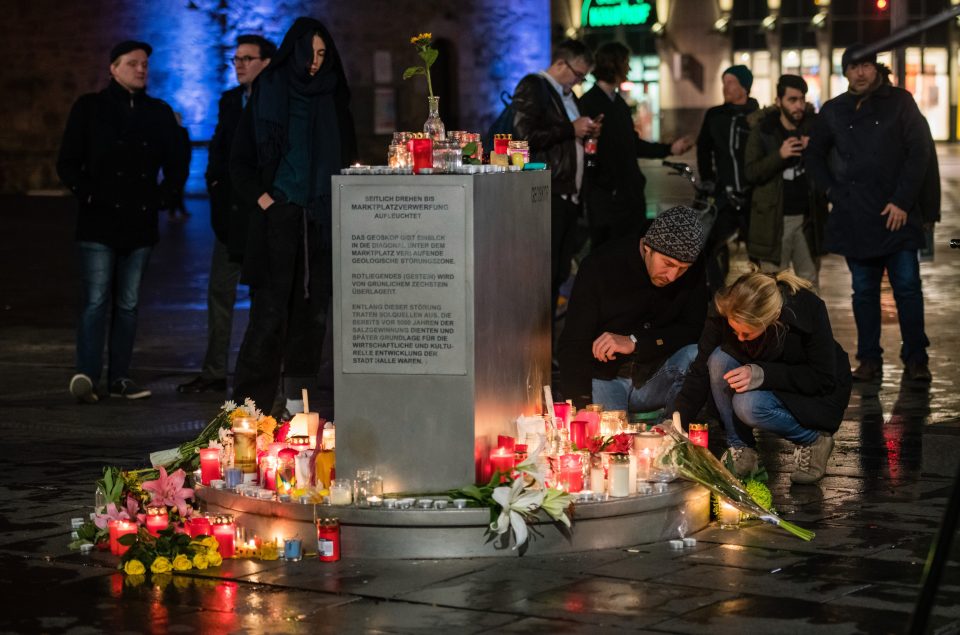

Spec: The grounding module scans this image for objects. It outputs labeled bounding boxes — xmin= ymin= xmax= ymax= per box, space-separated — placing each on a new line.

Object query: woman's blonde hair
xmin=714 ymin=268 xmax=815 ymax=330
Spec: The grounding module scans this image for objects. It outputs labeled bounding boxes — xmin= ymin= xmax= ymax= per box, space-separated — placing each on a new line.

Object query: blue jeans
xmin=845 ymin=250 xmax=928 ymax=364
xmin=592 ymin=344 xmax=697 ymax=414
xmin=707 ymin=348 xmax=818 ymax=448
xmin=76 ymin=242 xmax=152 ymax=385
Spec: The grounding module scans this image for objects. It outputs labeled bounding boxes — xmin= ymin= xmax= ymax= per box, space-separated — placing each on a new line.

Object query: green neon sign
xmin=582 ymin=0 xmax=653 ymax=28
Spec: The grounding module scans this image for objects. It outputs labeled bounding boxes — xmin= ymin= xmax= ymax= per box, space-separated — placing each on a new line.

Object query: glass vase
xmin=423 ymin=96 xmax=445 ymax=141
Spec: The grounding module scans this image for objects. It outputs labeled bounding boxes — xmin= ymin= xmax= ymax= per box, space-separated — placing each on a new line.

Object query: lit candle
xmin=211 ymin=515 xmax=236 ymax=558
xmin=261 ymin=455 xmax=277 ymax=491
xmin=628 ymin=453 xmax=638 ymax=494
xmin=186 ymin=515 xmax=211 ymax=538
xmin=489 ymin=448 xmax=514 ymax=481
xmin=144 ymin=507 xmax=169 ymax=536
xmin=408 ymin=137 xmax=434 ymax=174
xmin=497 ymin=435 xmax=515 ymax=452
xmin=199 ymin=447 xmax=221 ymax=485
xmin=719 ymin=501 xmax=741 ymax=529
xmin=689 ymin=423 xmax=709 ymax=448
xmin=283 ymin=537 xmax=303 ymax=562
xmin=109 ymin=520 xmax=138 ymax=556
xmin=569 ymin=419 xmax=588 ymax=450
xmin=367 ymin=495 xmax=383 ymax=506
xmin=608 ymin=455 xmax=630 ymax=497
xmin=328 ymin=479 xmax=353 ymax=506
xmin=590 ymin=461 xmax=605 ymax=493
xmin=233 ymin=416 xmax=257 ymax=478
xmin=636 ymin=448 xmax=652 ymax=482
xmin=553 ymin=402 xmax=573 ymax=427
xmin=558 ymin=454 xmax=584 ymax=493
xmin=276 ymin=448 xmax=298 ymax=494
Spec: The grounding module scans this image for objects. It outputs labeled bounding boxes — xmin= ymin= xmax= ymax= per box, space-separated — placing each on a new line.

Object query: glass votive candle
xmin=719 ymin=502 xmax=741 ymax=529
xmin=329 ymin=479 xmax=353 ymax=506
xmin=283 ymin=537 xmax=303 ymax=562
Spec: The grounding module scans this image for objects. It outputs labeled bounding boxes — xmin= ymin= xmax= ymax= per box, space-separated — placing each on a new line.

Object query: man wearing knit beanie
xmin=558 ymin=206 xmax=709 ymax=412
xmin=696 ymin=63 xmax=759 ymax=293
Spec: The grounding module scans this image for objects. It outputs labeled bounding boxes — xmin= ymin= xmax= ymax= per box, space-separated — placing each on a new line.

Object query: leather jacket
xmin=512 ymin=73 xmax=579 ymax=195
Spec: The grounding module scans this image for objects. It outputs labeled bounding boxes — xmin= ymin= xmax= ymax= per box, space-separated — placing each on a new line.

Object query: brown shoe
xmin=791 ymin=433 xmax=835 ymax=484
xmin=905 ymin=361 xmax=932 ymax=382
xmin=851 ymin=359 xmax=882 ymax=382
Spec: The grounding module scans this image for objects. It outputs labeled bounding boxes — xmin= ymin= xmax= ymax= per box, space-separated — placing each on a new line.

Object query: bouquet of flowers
xmin=119 ymin=529 xmax=222 ymax=576
xmin=452 ymin=438 xmax=574 ymax=551
xmin=403 ymin=32 xmax=438 ymax=98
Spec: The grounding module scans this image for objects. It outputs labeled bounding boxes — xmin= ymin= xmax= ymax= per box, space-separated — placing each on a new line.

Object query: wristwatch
xmin=629 ymin=334 xmax=637 ymax=345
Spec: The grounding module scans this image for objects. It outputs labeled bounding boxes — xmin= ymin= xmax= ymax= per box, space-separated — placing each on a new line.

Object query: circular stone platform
xmin=197 ymin=482 xmax=709 ymax=558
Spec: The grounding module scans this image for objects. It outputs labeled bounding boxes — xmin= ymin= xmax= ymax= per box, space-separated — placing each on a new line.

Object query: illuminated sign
xmin=582 ymin=0 xmax=654 ymax=28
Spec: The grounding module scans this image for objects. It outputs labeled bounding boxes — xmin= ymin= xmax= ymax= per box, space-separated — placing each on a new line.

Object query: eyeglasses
xmin=563 ymin=59 xmax=589 ymax=83
xmin=232 ymin=56 xmax=262 ymax=66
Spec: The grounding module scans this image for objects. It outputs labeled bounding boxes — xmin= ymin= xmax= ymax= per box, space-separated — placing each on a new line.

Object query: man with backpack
xmin=512 ymin=39 xmax=601 ymax=321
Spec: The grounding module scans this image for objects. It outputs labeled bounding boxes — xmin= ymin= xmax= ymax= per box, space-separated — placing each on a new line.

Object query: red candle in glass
xmin=578 ymin=411 xmax=601 ymax=438
xmin=187 ymin=515 xmax=211 ymax=538
xmin=262 ymin=455 xmax=277 ymax=491
xmin=408 ymin=138 xmax=433 ymax=174
xmin=199 ymin=447 xmax=221 ymax=485
xmin=211 ymin=517 xmax=235 ymax=558
xmin=489 ymin=448 xmax=514 ymax=480
xmin=558 ymin=454 xmax=584 ymax=493
xmin=689 ymin=423 xmax=709 ymax=448
xmin=497 ymin=435 xmax=515 ymax=452
xmin=553 ymin=403 xmax=572 ymax=427
xmin=110 ymin=520 xmax=138 ymax=556
xmin=569 ymin=420 xmax=588 ymax=450
xmin=493 ymin=136 xmax=510 ymax=155
xmin=145 ymin=507 xmax=169 ymax=536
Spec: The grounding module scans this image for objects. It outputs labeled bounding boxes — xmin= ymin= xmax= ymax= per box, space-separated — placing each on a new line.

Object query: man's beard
xmin=780 ymin=105 xmax=803 ymax=126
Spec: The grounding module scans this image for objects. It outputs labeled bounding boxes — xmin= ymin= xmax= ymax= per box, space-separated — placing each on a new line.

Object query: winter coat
xmin=675 ymin=286 xmax=852 ymax=434
xmin=579 ymin=84 xmax=671 ymax=207
xmin=513 ymin=74 xmax=580 ymax=195
xmin=206 ymin=85 xmax=246 ymax=255
xmin=805 ymin=83 xmax=936 ymax=259
xmin=744 ymin=106 xmax=828 ymax=263
xmin=696 ymin=98 xmax=759 ymax=194
xmin=56 ymin=80 xmax=189 ymax=249
xmin=558 ymin=234 xmax=709 ymax=407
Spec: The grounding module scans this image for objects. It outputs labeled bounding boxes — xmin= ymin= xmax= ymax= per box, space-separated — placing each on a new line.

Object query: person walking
xmin=57 ymin=40 xmax=189 ymax=402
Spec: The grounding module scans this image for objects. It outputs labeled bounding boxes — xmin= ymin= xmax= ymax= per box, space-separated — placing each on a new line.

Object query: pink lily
xmin=93 ymin=495 xmax=142 ymax=529
xmin=141 ymin=466 xmax=194 ymax=517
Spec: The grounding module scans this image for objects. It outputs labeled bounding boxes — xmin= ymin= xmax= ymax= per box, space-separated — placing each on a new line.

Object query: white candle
xmin=609 ymin=459 xmax=630 ymax=497
xmin=719 ymin=502 xmax=740 ymax=528
xmin=590 ymin=466 xmax=605 ymax=493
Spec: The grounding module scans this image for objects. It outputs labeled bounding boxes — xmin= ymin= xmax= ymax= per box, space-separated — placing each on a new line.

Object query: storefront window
xmin=734 ymin=50 xmax=773 ymax=106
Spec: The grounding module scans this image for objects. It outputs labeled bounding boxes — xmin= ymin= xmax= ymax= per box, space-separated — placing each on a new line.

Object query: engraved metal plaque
xmin=339 ymin=184 xmax=467 ymax=375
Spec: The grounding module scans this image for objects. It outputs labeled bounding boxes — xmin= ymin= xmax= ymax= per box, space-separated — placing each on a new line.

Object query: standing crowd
xmin=57 ymin=26 xmax=938 ymax=484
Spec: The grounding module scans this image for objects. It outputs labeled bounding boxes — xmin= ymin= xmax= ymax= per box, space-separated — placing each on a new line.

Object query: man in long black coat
xmin=806 ymin=48 xmax=938 ymax=383
xmin=57 ymin=40 xmax=188 ymax=403
xmin=177 ymin=35 xmax=275 ymax=394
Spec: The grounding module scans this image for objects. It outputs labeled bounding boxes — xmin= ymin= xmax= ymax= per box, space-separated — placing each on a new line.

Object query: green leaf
xmin=420 ymin=47 xmax=438 ymax=68
xmin=118 ymin=533 xmax=139 ymax=546
xmin=402 ymin=66 xmax=425 ymax=80
xmin=461 ymin=142 xmax=477 ymax=156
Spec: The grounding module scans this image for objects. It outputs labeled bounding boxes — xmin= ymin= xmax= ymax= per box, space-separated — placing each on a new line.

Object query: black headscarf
xmin=249 ymin=17 xmax=356 ymax=204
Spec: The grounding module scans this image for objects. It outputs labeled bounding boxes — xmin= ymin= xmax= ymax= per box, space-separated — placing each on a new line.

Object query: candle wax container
xmin=719 ymin=502 xmax=741 ymax=529
xmin=283 ymin=538 xmax=303 ymax=562
xmin=232 ymin=417 xmax=257 ymax=476
xmin=145 ymin=507 xmax=169 ymax=537
xmin=199 ymin=447 xmax=221 ymax=485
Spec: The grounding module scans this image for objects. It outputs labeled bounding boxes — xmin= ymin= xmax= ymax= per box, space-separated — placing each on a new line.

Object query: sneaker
xmin=905 ymin=361 xmax=932 ymax=383
xmin=69 ymin=373 xmax=99 ymax=404
xmin=851 ymin=359 xmax=882 ymax=382
xmin=720 ymin=446 xmax=759 ymax=477
xmin=109 ymin=378 xmax=152 ymax=400
xmin=791 ymin=433 xmax=835 ymax=484
xmin=176 ymin=376 xmax=227 ymax=393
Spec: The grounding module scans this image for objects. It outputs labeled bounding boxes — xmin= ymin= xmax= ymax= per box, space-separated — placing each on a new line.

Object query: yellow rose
xmin=123 ymin=560 xmax=146 ymax=576
xmin=150 ymin=556 xmax=172 ymax=574
xmin=192 ymin=553 xmax=209 ymax=570
xmin=206 ymin=551 xmax=223 ymax=567
xmin=201 ymin=536 xmax=220 ymax=551
xmin=172 ymin=554 xmax=192 ymax=571
xmin=258 ymin=415 xmax=277 ymax=436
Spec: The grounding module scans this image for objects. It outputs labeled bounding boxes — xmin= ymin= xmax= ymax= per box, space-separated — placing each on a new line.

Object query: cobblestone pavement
xmin=1 ymin=149 xmax=959 ymax=634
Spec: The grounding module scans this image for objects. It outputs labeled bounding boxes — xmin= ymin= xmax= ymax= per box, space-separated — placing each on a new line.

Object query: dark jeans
xmin=551 ymin=193 xmax=583 ymax=314
xmin=76 ymin=241 xmax=152 ymax=385
xmin=200 ymin=239 xmax=242 ymax=380
xmin=845 ymin=249 xmax=929 ymax=364
xmin=232 ymin=203 xmax=330 ymax=414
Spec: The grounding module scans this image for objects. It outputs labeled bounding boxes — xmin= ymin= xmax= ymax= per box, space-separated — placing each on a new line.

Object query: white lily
xmin=489 ymin=478 xmax=545 ymax=548
xmin=540 ymin=487 xmax=574 ymax=528
xmin=514 ymin=434 xmax=548 ymax=485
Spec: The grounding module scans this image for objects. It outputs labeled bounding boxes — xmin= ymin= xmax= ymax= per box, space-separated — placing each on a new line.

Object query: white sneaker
xmin=69 ymin=373 xmax=99 ymax=404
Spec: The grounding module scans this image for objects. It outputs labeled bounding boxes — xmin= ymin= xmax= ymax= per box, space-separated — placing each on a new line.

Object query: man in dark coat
xmin=57 ymin=40 xmax=188 ymax=403
xmin=696 ymin=65 xmax=760 ymax=292
xmin=558 ymin=206 xmax=708 ymax=412
xmin=513 ymin=39 xmax=601 ymax=318
xmin=229 ymin=18 xmax=357 ymax=417
xmin=177 ymin=34 xmax=276 ymax=394
xmin=579 ymin=42 xmax=693 ymax=250
xmin=744 ymin=74 xmax=827 ymax=286
xmin=806 ymin=47 xmax=936 ymax=383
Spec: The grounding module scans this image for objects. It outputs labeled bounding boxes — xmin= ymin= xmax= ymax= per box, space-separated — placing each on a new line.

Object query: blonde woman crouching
xmin=673 ymin=269 xmax=852 ymax=484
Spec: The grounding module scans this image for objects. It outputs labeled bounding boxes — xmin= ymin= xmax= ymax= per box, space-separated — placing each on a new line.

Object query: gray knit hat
xmin=643 ymin=205 xmax=704 ymax=263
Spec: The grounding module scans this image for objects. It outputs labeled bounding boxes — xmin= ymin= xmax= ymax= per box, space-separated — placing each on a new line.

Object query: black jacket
xmin=558 ymin=234 xmax=709 ymax=407
xmin=744 ymin=106 xmax=828 ymax=263
xmin=513 ymin=73 xmax=580 ymax=195
xmin=57 ymin=80 xmax=189 ymax=249
xmin=806 ymin=83 xmax=936 ymax=259
xmin=207 ymin=85 xmax=247 ymax=255
xmin=675 ymin=287 xmax=852 ymax=434
xmin=579 ymin=85 xmax=671 ymax=205
xmin=696 ymin=98 xmax=759 ymax=194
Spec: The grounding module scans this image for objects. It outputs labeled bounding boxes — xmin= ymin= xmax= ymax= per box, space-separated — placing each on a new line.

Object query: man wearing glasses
xmin=178 ymin=35 xmax=276 ymax=394
xmin=513 ymin=39 xmax=601 ymax=330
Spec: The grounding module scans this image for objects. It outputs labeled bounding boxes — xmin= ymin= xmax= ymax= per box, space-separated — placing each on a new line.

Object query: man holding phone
xmin=744 ymin=74 xmax=826 ymax=286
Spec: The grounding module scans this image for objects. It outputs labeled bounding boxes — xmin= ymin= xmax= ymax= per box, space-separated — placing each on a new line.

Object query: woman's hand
xmin=723 ymin=365 xmax=754 ymax=393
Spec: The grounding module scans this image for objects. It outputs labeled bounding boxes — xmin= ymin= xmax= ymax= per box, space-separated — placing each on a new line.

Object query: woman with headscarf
xmin=230 ymin=17 xmax=357 ymax=416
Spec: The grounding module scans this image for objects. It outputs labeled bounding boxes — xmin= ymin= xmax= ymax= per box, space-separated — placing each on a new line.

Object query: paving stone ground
xmin=1 ymin=150 xmax=959 ymax=634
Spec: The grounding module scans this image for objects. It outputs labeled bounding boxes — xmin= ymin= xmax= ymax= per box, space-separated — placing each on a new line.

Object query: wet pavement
xmin=1 ymin=148 xmax=960 ymax=633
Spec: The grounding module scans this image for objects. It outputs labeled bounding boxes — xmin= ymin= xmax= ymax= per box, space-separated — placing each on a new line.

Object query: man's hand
xmin=592 ymin=332 xmax=636 ymax=362
xmin=779 ymin=136 xmax=803 ymax=159
xmin=670 ymin=135 xmax=694 ymax=156
xmin=573 ymin=116 xmax=599 ymax=139
xmin=258 ymin=192 xmax=275 ymax=211
xmin=881 ymin=202 xmax=907 ymax=231
xmin=723 ymin=365 xmax=754 ymax=393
